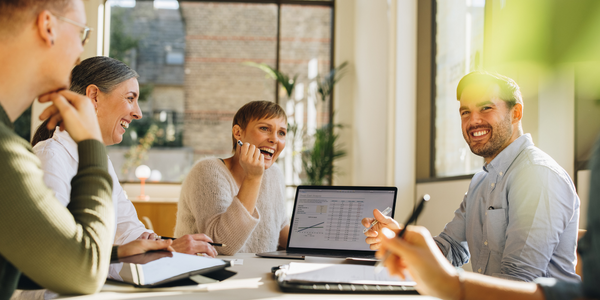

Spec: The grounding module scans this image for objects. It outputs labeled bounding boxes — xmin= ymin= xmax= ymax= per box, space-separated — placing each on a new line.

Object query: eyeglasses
xmin=55 ymin=15 xmax=93 ymax=46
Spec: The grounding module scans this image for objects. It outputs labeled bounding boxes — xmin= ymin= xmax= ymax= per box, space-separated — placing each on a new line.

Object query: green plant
xmin=109 ymin=7 xmax=139 ymax=65
xmin=302 ymin=124 xmax=347 ymax=185
xmin=317 ymin=61 xmax=349 ymax=102
xmin=244 ymin=62 xmax=298 ymax=98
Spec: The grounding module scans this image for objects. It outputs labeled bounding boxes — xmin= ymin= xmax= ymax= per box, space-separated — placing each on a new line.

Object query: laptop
xmin=257 ymin=185 xmax=397 ymax=260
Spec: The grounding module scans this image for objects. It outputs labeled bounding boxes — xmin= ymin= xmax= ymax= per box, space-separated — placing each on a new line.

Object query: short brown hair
xmin=231 ymin=101 xmax=287 ymax=151
xmin=0 ymin=0 xmax=72 ymax=39
xmin=456 ymin=71 xmax=523 ymax=109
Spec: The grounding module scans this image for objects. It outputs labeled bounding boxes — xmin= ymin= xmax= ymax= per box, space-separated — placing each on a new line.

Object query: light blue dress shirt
xmin=434 ymin=134 xmax=580 ymax=282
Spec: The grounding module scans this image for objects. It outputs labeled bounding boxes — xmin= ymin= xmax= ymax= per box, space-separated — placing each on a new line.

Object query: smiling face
xmin=236 ymin=117 xmax=287 ymax=169
xmin=459 ymin=84 xmax=521 ymax=162
xmin=93 ymin=77 xmax=142 ymax=146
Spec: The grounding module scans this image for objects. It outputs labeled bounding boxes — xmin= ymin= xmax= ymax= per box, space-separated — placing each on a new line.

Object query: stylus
xmin=363 ymin=206 xmax=393 ymax=233
xmin=158 ymin=236 xmax=226 ymax=247
xmin=374 ymin=194 xmax=430 ymax=273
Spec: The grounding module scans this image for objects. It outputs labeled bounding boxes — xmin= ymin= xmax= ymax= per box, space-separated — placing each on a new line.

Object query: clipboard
xmin=273 ymin=262 xmax=418 ymax=294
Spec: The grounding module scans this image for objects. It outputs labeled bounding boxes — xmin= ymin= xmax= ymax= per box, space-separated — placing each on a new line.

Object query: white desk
xmin=57 ymin=253 xmax=438 ymax=300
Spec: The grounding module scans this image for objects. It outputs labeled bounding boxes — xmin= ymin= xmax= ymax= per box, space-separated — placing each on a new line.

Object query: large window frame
xmin=416 ymin=0 xmax=486 ymax=183
xmin=104 ymin=0 xmax=337 ymax=185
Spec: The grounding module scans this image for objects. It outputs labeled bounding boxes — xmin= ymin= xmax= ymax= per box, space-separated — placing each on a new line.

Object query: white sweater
xmin=175 ymin=158 xmax=288 ymax=255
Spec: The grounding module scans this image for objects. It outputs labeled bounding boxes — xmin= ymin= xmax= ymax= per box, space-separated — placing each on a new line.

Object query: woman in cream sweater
xmin=175 ymin=101 xmax=290 ymax=255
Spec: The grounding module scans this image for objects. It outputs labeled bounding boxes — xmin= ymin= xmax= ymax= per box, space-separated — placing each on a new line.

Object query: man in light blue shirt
xmin=364 ymin=71 xmax=580 ymax=282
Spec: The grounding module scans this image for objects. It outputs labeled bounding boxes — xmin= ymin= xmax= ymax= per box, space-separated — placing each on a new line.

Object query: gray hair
xmin=70 ymin=56 xmax=139 ymax=95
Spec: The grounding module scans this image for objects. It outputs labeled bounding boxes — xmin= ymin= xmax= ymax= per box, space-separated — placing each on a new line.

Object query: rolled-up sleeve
xmin=434 ymin=193 xmax=471 ymax=267
xmin=500 ymin=165 xmax=578 ymax=282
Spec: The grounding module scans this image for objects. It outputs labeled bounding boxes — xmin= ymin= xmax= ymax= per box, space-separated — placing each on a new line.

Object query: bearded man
xmin=364 ymin=71 xmax=580 ymax=283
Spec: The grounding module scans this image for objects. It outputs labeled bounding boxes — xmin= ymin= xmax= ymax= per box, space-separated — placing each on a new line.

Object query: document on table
xmin=280 ymin=262 xmax=416 ymax=286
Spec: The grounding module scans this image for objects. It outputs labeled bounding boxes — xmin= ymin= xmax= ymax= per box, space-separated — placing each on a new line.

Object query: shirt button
xmin=485 ymin=211 xmax=488 ymax=216
xmin=491 ymin=183 xmax=495 ymax=188
xmin=499 ymin=172 xmax=503 ymax=176
xmin=478 ymin=268 xmax=482 ymax=273
xmin=484 ymin=240 xmax=488 ymax=246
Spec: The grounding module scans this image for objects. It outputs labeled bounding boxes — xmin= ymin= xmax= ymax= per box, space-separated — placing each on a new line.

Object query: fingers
xmin=373 ymin=209 xmax=401 ymax=230
xmin=366 ymin=238 xmax=381 ymax=250
xmin=386 ymin=254 xmax=407 ymax=279
xmin=137 ymin=232 xmax=151 ymax=240
xmin=362 ymin=217 xmax=374 ymax=228
xmin=205 ymin=244 xmax=218 ymax=258
xmin=39 ymin=103 xmax=59 ymax=121
xmin=46 ymin=113 xmax=63 ymax=130
xmin=145 ymin=239 xmax=173 ymax=251
xmin=188 ymin=233 xmax=213 ymax=243
xmin=171 ymin=237 xmax=217 ymax=257
xmin=253 ymin=145 xmax=261 ymax=160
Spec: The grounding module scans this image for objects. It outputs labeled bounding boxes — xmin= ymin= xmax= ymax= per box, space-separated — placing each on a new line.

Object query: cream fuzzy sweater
xmin=175 ymin=158 xmax=288 ymax=255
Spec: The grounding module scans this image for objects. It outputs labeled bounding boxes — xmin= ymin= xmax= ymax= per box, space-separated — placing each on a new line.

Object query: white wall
xmin=333 ymin=0 xmax=418 ymax=219
xmin=393 ymin=0 xmax=418 ymax=219
xmin=334 ymin=0 xmax=389 ymax=186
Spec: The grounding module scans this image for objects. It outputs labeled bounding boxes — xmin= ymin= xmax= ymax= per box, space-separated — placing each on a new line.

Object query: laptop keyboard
xmin=289 ymin=251 xmax=376 ymax=259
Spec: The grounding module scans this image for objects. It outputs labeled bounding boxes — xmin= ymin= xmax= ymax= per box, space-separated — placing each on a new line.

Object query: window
xmin=105 ymin=0 xmax=334 ymax=187
xmin=433 ymin=0 xmax=485 ymax=177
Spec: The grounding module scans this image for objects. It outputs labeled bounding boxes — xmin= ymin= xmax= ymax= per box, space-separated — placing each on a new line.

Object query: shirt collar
xmin=0 ymin=103 xmax=14 ymax=130
xmin=483 ymin=133 xmax=534 ymax=175
xmin=53 ymin=129 xmax=79 ymax=162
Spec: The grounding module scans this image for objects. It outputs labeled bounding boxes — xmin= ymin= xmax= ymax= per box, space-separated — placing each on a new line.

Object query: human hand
xmin=38 ymin=90 xmax=102 ymax=143
xmin=377 ymin=226 xmax=460 ymax=299
xmin=171 ymin=234 xmax=218 ymax=258
xmin=237 ymin=141 xmax=264 ymax=180
xmin=137 ymin=232 xmax=160 ymax=240
xmin=362 ymin=208 xmax=401 ymax=250
xmin=117 ymin=239 xmax=175 ymax=258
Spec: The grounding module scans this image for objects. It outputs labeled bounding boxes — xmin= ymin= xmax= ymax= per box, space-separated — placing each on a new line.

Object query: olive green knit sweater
xmin=0 ymin=104 xmax=114 ymax=300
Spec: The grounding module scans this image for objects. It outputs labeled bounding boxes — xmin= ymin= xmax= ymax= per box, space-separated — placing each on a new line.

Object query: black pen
xmin=374 ymin=194 xmax=430 ymax=273
xmin=159 ymin=236 xmax=226 ymax=247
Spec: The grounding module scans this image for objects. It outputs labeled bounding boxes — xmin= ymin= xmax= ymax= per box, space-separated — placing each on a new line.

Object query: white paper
xmin=282 ymin=263 xmax=416 ymax=286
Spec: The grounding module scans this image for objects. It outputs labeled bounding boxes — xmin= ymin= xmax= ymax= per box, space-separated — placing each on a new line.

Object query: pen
xmin=363 ymin=207 xmax=393 ymax=233
xmin=374 ymin=194 xmax=430 ymax=273
xmin=237 ymin=140 xmax=244 ymax=147
xmin=158 ymin=236 xmax=227 ymax=247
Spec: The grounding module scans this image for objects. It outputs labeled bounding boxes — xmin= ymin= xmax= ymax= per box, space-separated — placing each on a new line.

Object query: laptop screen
xmin=288 ymin=186 xmax=397 ymax=251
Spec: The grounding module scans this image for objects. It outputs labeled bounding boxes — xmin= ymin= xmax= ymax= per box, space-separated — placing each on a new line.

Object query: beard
xmin=466 ymin=113 xmax=513 ymax=158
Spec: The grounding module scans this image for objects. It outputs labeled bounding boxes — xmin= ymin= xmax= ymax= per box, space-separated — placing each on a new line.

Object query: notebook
xmin=108 ymin=251 xmax=230 ymax=287
xmin=274 ymin=262 xmax=418 ymax=294
xmin=257 ymin=185 xmax=397 ymax=259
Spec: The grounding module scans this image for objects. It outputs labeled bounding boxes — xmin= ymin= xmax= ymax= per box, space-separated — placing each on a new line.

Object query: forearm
xmin=279 ymin=225 xmax=289 ymax=249
xmin=203 ymin=197 xmax=260 ymax=255
xmin=0 ymin=138 xmax=114 ymax=294
xmin=237 ymin=176 xmax=262 ymax=214
xmin=461 ymin=272 xmax=545 ymax=300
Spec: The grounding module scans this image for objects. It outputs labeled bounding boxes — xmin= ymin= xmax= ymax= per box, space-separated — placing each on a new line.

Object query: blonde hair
xmin=231 ymin=101 xmax=287 ymax=151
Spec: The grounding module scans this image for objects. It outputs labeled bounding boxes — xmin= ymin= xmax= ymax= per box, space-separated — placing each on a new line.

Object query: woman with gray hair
xmin=31 ymin=56 xmax=217 ymax=256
